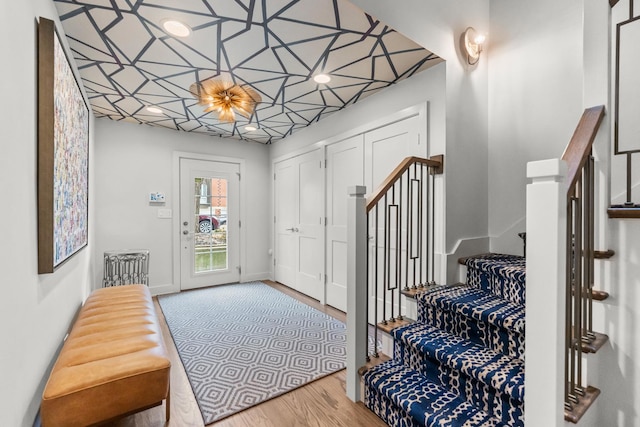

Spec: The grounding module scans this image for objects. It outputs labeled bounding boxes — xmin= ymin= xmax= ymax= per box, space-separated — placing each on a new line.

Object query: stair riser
xmin=417 ymin=304 xmax=525 ymax=360
xmin=364 ymin=361 xmax=509 ymax=427
xmin=364 ymin=386 xmax=421 ymax=427
xmin=467 ymin=268 xmax=525 ymax=306
xmin=394 ymin=343 xmax=524 ymax=427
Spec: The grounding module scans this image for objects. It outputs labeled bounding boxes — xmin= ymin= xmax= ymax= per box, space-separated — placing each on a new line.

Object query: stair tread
xmin=392 ymin=322 xmax=525 ymax=402
xmin=364 ymin=360 xmax=508 ymax=427
xmin=418 ymin=285 xmax=525 ymax=334
xmin=465 ymin=254 xmax=525 ymax=282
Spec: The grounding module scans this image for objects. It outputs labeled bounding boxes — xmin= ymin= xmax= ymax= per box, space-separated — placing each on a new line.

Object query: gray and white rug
xmin=158 ymin=282 xmax=346 ymax=424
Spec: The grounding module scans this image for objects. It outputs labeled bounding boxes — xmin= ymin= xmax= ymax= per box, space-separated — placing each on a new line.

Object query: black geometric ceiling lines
xmin=54 ymin=0 xmax=442 ymax=144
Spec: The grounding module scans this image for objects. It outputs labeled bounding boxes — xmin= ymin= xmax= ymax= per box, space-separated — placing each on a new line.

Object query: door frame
xmin=172 ymin=151 xmax=246 ymax=293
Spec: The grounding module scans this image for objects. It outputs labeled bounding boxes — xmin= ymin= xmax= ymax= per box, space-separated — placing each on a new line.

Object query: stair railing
xmin=366 ymin=156 xmax=443 ymax=349
xmin=524 ymin=105 xmax=604 ymax=426
xmin=345 ymin=155 xmax=443 ymax=402
xmin=561 ymin=105 xmax=605 ymax=419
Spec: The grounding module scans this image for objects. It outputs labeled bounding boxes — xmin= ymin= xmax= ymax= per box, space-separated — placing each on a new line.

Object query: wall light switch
xmin=157 ymin=209 xmax=172 ymax=219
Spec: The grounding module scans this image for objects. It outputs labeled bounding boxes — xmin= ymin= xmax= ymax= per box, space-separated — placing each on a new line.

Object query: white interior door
xmin=364 ymin=116 xmax=424 ymax=321
xmin=179 ymin=158 xmax=240 ymax=289
xmin=325 ymin=136 xmax=364 ymax=312
xmin=274 ymin=159 xmax=297 ymax=289
xmin=274 ymin=149 xmax=324 ymax=301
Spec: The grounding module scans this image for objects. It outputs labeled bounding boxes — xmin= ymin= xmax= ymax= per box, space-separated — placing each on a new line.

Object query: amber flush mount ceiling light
xmin=190 ymin=80 xmax=262 ymax=122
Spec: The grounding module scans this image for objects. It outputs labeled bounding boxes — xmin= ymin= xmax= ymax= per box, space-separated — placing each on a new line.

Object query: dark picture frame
xmin=38 ymin=17 xmax=89 ymax=274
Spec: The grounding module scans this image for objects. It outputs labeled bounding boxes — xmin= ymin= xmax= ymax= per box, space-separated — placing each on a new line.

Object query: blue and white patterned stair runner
xmin=363 ymin=254 xmax=526 ymax=427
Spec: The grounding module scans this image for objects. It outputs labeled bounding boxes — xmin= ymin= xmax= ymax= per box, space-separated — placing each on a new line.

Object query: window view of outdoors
xmin=194 ymin=177 xmax=228 ymax=273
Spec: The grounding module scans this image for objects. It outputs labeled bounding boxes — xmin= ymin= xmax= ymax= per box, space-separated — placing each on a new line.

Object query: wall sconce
xmin=462 ymin=27 xmax=486 ymax=65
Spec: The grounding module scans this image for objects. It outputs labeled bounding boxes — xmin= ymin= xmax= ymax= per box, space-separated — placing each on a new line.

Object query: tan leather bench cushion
xmin=41 ymin=285 xmax=170 ymax=427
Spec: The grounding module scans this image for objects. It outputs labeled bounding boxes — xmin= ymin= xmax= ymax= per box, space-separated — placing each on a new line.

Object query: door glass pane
xmin=193 ymin=177 xmax=228 ymax=273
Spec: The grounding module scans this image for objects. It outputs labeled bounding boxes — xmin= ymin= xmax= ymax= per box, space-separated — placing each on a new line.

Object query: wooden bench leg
xmin=165 ymin=383 xmax=171 ymax=424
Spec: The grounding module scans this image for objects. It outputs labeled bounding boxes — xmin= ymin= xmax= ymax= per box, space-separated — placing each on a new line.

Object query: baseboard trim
xmin=445 ymin=237 xmax=490 ymax=284
xmin=149 ymin=283 xmax=179 ymax=297
xmin=242 ymin=272 xmax=272 ymax=283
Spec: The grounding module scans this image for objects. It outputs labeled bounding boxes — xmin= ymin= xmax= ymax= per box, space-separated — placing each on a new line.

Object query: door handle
xmin=285 ymin=227 xmax=299 ymax=232
xmin=183 ymin=230 xmax=189 ymax=235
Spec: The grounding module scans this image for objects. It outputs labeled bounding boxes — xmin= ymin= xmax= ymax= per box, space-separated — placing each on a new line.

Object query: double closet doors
xmin=274 ymin=149 xmax=324 ymax=301
xmin=274 ymin=115 xmax=424 ymax=311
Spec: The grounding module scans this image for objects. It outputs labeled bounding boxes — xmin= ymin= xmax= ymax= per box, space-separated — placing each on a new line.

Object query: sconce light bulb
xmin=474 ymin=34 xmax=486 ymax=45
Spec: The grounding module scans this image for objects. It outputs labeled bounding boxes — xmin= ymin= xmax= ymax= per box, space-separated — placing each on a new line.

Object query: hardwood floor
xmin=108 ymin=281 xmax=387 ymax=427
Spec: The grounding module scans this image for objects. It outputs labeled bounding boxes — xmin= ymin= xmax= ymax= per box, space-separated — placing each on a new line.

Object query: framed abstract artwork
xmin=38 ymin=17 xmax=89 ymax=274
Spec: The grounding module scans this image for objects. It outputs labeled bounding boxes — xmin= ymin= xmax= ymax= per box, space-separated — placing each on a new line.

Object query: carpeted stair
xmin=363 ymin=254 xmax=526 ymax=427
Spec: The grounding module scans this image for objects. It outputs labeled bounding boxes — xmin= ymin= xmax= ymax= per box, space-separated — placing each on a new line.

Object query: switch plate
xmin=157 ymin=209 xmax=172 ymax=219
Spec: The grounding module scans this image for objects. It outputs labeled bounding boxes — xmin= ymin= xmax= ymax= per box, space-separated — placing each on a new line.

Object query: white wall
xmin=94 ymin=120 xmax=271 ymax=294
xmin=591 ymin=220 xmax=640 ymax=426
xmin=345 ymin=0 xmax=491 ymax=278
xmin=0 ymin=1 xmax=95 ymax=426
xmin=488 ymin=0 xmax=585 ymax=254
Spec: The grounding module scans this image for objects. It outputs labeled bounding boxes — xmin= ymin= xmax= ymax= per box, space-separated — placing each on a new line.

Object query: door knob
xmin=183 ymin=230 xmax=189 ymax=235
xmin=286 ymin=227 xmax=295 ymax=232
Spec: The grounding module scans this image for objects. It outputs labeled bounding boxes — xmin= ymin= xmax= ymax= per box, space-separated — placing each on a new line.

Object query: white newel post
xmin=525 ymin=159 xmax=567 ymax=427
xmin=347 ymin=185 xmax=367 ymax=402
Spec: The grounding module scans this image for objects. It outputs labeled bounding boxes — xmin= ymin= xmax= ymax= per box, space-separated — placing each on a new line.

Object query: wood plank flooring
xmin=107 ymin=281 xmax=387 ymax=427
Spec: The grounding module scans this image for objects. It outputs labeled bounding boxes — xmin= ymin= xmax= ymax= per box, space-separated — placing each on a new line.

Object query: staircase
xmin=362 ymin=254 xmax=526 ymax=427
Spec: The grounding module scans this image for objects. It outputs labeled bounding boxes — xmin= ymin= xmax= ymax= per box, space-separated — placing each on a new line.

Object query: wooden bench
xmin=41 ymin=285 xmax=171 ymax=427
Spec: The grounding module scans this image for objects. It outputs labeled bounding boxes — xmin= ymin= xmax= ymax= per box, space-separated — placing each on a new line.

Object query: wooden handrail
xmin=366 ymin=155 xmax=443 ymax=211
xmin=561 ymin=106 xmax=605 ymax=194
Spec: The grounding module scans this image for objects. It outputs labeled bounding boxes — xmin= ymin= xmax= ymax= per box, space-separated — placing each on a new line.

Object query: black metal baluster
xmin=383 ymin=194 xmax=388 ymax=325
xmin=418 ymin=163 xmax=424 ymax=287
xmin=365 ymin=213 xmax=370 ymax=361
xmin=373 ymin=205 xmax=379 ymax=358
xmin=405 ymin=170 xmax=411 ymax=291
xmin=429 ymin=168 xmax=436 ymax=286
xmin=390 ymin=186 xmax=395 ymax=323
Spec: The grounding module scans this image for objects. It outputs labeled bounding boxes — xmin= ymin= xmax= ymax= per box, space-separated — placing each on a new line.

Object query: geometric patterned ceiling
xmin=53 ymin=0 xmax=442 ymax=144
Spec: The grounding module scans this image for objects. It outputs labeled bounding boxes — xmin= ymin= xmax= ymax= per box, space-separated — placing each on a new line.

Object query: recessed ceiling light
xmin=313 ymin=74 xmax=331 ymax=84
xmin=146 ymin=106 xmax=163 ymax=114
xmin=162 ymin=19 xmax=191 ymax=38
xmin=244 ymin=125 xmax=257 ymax=132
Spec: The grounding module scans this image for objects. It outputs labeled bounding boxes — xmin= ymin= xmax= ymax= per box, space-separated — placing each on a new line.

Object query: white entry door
xmin=325 ymin=135 xmax=364 ymax=311
xmin=364 ymin=116 xmax=424 ymax=320
xmin=179 ymin=158 xmax=240 ymax=289
xmin=274 ymin=149 xmax=324 ymax=301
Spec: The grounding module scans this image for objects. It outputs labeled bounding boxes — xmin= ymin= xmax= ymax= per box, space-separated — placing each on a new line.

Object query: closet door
xmin=325 ymin=135 xmax=364 ymax=312
xmin=274 ymin=149 xmax=324 ymax=301
xmin=364 ymin=116 xmax=422 ymax=189
xmin=364 ymin=116 xmax=424 ymax=320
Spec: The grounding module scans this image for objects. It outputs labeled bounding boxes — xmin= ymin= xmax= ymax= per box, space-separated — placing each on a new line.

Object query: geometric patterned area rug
xmin=157 ymin=282 xmax=346 ymax=424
